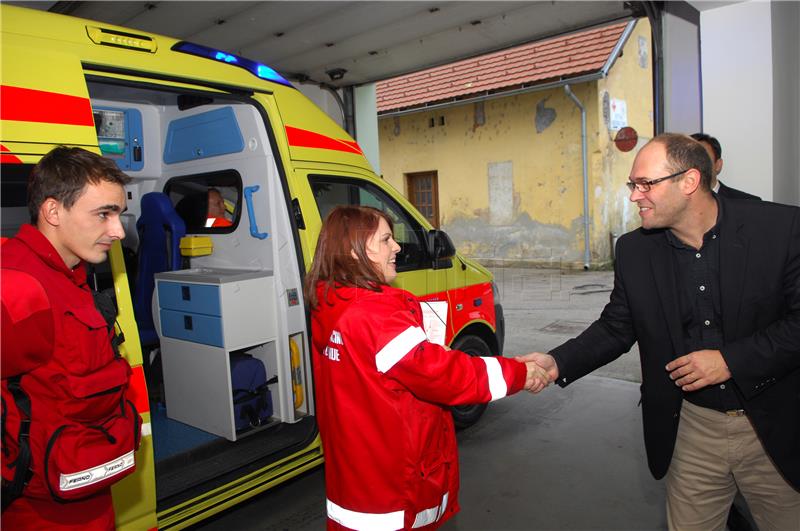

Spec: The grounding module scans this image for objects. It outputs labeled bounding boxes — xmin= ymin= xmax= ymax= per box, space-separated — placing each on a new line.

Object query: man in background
xmin=690 ymin=133 xmax=760 ymax=200
xmin=206 ymin=187 xmax=232 ymax=227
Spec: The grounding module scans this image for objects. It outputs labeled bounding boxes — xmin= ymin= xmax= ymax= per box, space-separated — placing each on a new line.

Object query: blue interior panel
xmin=163 ymin=107 xmax=244 ymax=164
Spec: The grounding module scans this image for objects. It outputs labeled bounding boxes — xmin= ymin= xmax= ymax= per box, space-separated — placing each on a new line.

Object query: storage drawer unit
xmin=156 ymin=268 xmax=275 ymax=351
xmin=155 ymin=268 xmax=277 ymax=440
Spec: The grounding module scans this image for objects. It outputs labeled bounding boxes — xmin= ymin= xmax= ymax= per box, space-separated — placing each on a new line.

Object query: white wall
xmin=700 ymin=1 xmax=774 ymax=200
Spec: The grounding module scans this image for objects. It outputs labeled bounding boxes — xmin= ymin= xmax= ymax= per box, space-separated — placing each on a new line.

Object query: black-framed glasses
xmin=626 ymin=169 xmax=688 ymax=192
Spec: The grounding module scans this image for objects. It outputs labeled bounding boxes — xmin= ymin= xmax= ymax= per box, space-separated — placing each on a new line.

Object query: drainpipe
xmin=564 ymin=84 xmax=591 ymax=270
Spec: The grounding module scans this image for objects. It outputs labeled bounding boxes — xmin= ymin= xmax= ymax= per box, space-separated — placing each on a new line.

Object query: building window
xmin=406 ymin=171 xmax=439 ymax=228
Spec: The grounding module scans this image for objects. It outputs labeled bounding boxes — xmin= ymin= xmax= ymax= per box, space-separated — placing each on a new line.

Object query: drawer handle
xmin=184 ymin=315 xmax=193 ymax=330
xmin=182 ymin=286 xmax=191 ymax=301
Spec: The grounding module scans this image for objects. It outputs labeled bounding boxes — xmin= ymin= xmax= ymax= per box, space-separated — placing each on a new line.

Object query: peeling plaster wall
xmin=595 ymin=20 xmax=655 ymax=261
xmin=378 ymin=19 xmax=653 ymax=268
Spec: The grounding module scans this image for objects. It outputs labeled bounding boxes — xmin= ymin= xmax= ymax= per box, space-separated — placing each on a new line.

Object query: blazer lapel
xmin=650 ymin=234 xmax=685 ymax=358
xmin=720 ymin=206 xmax=748 ymax=339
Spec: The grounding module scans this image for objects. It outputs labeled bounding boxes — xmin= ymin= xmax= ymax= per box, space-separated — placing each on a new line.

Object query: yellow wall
xmin=378 ymin=19 xmax=653 ymax=268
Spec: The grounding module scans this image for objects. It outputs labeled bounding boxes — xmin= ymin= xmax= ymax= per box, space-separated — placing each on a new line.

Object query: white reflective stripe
xmin=326 ymin=498 xmax=404 ymax=531
xmin=482 ymin=356 xmax=508 ymax=402
xmin=140 ymin=422 xmax=152 ymax=437
xmin=375 ymin=326 xmax=427 ymax=373
xmin=412 ymin=492 xmax=449 ymax=528
xmin=205 ymin=218 xmax=214 ymax=228
xmin=59 ymin=450 xmax=135 ymax=492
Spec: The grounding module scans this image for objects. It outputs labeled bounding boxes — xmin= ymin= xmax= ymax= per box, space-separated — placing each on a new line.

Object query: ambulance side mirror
xmin=427 ymin=229 xmax=456 ymax=269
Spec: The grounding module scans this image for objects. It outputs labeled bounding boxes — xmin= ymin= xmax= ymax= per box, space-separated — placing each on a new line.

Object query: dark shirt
xmin=665 ymin=198 xmax=743 ymax=412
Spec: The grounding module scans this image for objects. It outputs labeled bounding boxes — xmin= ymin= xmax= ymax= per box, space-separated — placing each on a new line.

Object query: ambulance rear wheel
xmin=450 ymin=335 xmax=491 ymax=429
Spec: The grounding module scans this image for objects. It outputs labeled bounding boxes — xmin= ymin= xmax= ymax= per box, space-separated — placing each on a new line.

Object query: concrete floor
xmin=193 ymin=268 xmax=670 ymax=531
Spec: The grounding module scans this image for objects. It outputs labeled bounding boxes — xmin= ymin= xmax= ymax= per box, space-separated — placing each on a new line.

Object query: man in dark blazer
xmin=525 ymin=133 xmax=800 ymax=530
xmin=691 ymin=133 xmax=760 ymax=200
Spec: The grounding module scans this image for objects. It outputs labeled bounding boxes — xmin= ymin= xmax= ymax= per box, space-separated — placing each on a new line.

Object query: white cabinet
xmin=155 ymin=268 xmax=277 ymax=441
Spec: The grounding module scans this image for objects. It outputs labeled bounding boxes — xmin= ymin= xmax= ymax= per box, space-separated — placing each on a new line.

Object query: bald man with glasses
xmin=522 ymin=133 xmax=800 ymax=530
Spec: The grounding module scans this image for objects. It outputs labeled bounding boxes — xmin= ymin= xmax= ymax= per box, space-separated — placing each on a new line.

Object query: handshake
xmin=514 ymin=352 xmax=558 ymax=394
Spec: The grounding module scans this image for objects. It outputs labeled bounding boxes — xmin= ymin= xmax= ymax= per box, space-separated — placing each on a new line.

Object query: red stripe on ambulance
xmin=0 ymin=144 xmax=23 ymax=164
xmin=0 ymin=85 xmax=94 ymax=126
xmin=285 ymin=125 xmax=364 ymax=155
xmin=128 ymin=365 xmax=150 ymax=415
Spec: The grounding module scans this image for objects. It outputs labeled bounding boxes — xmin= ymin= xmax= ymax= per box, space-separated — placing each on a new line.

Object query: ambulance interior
xmin=85 ymin=79 xmax=316 ymax=508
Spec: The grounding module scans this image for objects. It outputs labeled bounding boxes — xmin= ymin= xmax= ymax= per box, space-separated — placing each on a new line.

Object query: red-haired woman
xmin=306 ymin=206 xmax=546 ymax=530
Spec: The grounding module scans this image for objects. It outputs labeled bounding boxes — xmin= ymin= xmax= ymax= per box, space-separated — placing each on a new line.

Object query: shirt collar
xmin=665 ymin=195 xmax=723 ymax=250
xmin=14 ymin=224 xmax=87 ymax=285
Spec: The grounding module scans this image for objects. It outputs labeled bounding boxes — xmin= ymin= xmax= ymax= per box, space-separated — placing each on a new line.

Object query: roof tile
xmin=377 ymin=21 xmax=630 ymax=112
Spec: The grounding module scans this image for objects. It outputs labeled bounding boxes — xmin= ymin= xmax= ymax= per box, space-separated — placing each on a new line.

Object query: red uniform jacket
xmin=1 ymin=225 xmax=132 ymax=530
xmin=311 ymin=283 xmax=526 ymax=531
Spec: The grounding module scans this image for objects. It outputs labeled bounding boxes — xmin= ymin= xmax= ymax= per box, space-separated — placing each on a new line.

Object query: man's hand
xmin=522 ymin=361 xmax=550 ymax=394
xmin=516 ymin=352 xmax=559 ymax=384
xmin=665 ymin=349 xmax=731 ymax=392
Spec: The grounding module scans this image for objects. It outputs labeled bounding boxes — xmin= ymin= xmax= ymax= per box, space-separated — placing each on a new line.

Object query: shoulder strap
xmin=91 ymin=287 xmax=125 ymax=357
xmin=1 ymin=376 xmax=33 ymax=512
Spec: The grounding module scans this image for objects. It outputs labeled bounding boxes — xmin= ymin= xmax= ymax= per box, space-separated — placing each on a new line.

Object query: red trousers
xmin=2 ymin=491 xmax=115 ymax=530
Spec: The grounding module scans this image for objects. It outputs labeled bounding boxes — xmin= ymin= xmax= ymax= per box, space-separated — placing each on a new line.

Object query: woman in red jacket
xmin=306 ymin=206 xmax=546 ymax=531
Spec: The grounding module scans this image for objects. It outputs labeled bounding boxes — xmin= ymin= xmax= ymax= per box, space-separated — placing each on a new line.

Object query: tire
xmin=450 ymin=334 xmax=493 ymax=429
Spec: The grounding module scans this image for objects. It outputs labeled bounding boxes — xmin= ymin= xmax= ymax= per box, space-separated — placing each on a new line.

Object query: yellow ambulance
xmin=1 ymin=5 xmax=506 ymax=529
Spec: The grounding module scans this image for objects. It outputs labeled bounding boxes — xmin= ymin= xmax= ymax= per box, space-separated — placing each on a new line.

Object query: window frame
xmin=308 ymin=174 xmax=432 ymax=273
xmin=163 ymin=169 xmax=243 ymax=234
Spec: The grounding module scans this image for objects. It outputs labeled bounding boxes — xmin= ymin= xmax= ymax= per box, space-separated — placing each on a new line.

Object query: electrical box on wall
xmin=93 ymin=106 xmax=144 ymax=171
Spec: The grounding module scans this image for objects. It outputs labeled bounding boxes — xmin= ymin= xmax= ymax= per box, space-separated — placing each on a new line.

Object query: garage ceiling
xmin=9 ymin=1 xmax=639 ymax=88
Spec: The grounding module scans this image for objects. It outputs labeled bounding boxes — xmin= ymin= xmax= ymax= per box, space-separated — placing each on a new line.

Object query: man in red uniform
xmin=2 ymin=147 xmax=135 ymax=530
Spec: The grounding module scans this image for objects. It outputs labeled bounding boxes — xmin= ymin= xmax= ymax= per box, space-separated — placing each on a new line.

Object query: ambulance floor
xmin=151 ymin=403 xmax=219 ymax=463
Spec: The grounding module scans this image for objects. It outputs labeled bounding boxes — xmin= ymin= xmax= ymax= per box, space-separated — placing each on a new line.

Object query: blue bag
xmin=231 ymin=354 xmax=273 ymax=431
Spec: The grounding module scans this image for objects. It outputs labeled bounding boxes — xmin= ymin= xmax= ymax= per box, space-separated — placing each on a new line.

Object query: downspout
xmin=564 ymin=84 xmax=591 ymax=270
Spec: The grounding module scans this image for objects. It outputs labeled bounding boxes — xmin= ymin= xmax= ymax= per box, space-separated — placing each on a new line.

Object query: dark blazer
xmin=717 ymin=181 xmax=761 ymax=200
xmin=550 ymin=196 xmax=800 ymax=488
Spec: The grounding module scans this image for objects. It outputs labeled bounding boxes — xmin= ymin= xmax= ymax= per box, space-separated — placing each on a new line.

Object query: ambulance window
xmin=309 ymin=176 xmax=427 ymax=272
xmin=1 ymin=163 xmax=34 ymax=238
xmin=0 ymin=163 xmax=31 ymax=208
xmin=163 ymin=170 xmax=241 ymax=233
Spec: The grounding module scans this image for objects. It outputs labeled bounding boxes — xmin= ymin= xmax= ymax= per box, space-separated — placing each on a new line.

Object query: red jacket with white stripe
xmin=311 ymin=283 xmax=526 ymax=531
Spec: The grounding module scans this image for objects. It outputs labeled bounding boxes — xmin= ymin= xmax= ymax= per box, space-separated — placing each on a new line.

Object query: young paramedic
xmin=306 ymin=206 xmax=547 ymax=530
xmin=1 ymin=147 xmax=141 ymax=530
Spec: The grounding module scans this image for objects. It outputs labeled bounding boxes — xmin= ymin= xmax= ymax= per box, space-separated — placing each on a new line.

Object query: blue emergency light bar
xmin=172 ymin=42 xmax=293 ymax=87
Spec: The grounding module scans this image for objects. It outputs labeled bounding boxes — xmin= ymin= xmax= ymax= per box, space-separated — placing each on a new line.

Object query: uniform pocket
xmin=60 ymin=306 xmax=113 ymax=375
xmin=56 ymin=357 xmax=131 ymax=422
xmin=42 ymin=400 xmax=140 ymax=503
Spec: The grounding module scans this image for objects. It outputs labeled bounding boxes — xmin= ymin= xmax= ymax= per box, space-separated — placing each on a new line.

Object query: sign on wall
xmin=609 ymin=98 xmax=628 ymax=131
